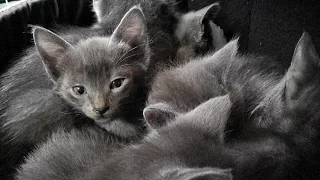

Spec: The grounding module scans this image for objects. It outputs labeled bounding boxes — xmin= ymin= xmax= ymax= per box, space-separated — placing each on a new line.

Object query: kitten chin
xmin=97 ymin=118 xmax=151 ymax=140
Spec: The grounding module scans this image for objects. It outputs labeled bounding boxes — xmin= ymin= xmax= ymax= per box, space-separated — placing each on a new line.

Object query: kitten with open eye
xmin=0 ymin=6 xmax=151 ymax=179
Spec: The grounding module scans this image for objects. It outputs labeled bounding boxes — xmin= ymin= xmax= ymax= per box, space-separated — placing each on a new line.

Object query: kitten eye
xmin=110 ymin=78 xmax=125 ymax=89
xmin=72 ymin=86 xmax=86 ymax=95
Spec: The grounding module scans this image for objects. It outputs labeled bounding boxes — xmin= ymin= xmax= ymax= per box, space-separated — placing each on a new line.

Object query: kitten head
xmin=92 ymin=0 xmax=108 ymax=23
xmin=256 ymin=32 xmax=320 ymax=136
xmin=33 ymin=6 xmax=150 ymax=138
xmin=175 ymin=3 xmax=226 ymax=61
xmin=143 ymin=102 xmax=180 ymax=128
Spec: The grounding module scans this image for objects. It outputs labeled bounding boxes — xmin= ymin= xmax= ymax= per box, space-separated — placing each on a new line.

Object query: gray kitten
xmin=1 ymin=5 xmax=149 ymax=145
xmin=16 ymin=95 xmax=233 ymax=180
xmin=225 ymin=32 xmax=320 ymax=179
xmin=0 ymin=6 xmax=150 ymax=179
xmin=143 ymin=38 xmax=238 ymax=128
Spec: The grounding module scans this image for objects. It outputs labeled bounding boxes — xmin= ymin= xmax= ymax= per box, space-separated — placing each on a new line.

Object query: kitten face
xmin=57 ymin=38 xmax=146 ymax=122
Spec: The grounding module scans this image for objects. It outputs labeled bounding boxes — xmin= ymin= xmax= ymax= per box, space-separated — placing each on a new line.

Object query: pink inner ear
xmin=39 ymin=39 xmax=66 ymax=60
xmin=123 ymin=25 xmax=143 ymax=43
xmin=143 ymin=109 xmax=157 ymax=121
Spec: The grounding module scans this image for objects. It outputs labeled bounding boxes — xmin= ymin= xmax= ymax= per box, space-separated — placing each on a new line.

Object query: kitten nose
xmin=93 ymin=106 xmax=109 ymax=114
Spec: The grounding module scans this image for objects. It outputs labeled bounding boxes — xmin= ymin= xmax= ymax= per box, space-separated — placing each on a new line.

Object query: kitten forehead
xmin=77 ymin=36 xmax=130 ymax=50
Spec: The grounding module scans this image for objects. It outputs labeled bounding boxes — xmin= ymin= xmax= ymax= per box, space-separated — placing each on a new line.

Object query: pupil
xmin=111 ymin=79 xmax=124 ymax=89
xmin=77 ymin=87 xmax=84 ymax=94
xmin=114 ymin=80 xmax=121 ymax=87
xmin=73 ymin=86 xmax=86 ymax=95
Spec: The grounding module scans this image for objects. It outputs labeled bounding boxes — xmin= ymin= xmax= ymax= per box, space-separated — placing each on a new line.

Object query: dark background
xmin=0 ymin=0 xmax=320 ymax=74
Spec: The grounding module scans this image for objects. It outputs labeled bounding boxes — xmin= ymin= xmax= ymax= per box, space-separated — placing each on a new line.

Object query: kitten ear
xmin=143 ymin=103 xmax=179 ymax=128
xmin=111 ymin=5 xmax=148 ymax=49
xmin=33 ymin=26 xmax=73 ymax=82
xmin=209 ymin=37 xmax=239 ymax=63
xmin=209 ymin=20 xmax=227 ymax=50
xmin=172 ymin=167 xmax=232 ymax=180
xmin=195 ymin=3 xmax=221 ymax=22
xmin=176 ymin=3 xmax=221 ymax=44
xmin=92 ymin=0 xmax=103 ymax=23
xmin=285 ymin=32 xmax=320 ymax=110
xmin=181 ymin=95 xmax=231 ymax=142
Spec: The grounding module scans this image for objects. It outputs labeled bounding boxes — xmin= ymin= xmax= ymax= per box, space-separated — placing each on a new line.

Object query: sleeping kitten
xmin=143 ymin=38 xmax=238 ymax=128
xmin=225 ymin=32 xmax=320 ymax=179
xmin=175 ymin=3 xmax=227 ymax=62
xmin=16 ymin=95 xmax=233 ymax=180
xmin=0 ymin=6 xmax=150 ymax=179
xmin=113 ymin=33 xmax=320 ymax=180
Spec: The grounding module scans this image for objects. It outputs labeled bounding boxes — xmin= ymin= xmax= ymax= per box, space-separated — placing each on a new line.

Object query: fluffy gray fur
xmin=92 ymin=0 xmax=181 ymax=73
xmin=1 ymin=5 xmax=150 ymax=145
xmin=144 ymin=38 xmax=238 ymax=128
xmin=16 ymin=95 xmax=233 ymax=180
xmin=16 ymin=33 xmax=320 ymax=180
xmin=16 ymin=126 xmax=124 ymax=180
xmin=140 ymin=33 xmax=320 ymax=179
xmin=96 ymin=33 xmax=320 ymax=179
xmin=0 ymin=6 xmax=151 ymax=179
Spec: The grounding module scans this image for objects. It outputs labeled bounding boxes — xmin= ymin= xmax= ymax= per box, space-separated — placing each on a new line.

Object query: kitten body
xmin=16 ymin=95 xmax=233 ymax=180
xmin=16 ymin=126 xmax=123 ymax=180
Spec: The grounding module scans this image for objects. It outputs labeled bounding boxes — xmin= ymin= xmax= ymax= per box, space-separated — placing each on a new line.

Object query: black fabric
xmin=189 ymin=0 xmax=320 ymax=71
xmin=248 ymin=0 xmax=320 ymax=70
xmin=0 ymin=0 xmax=95 ymax=74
